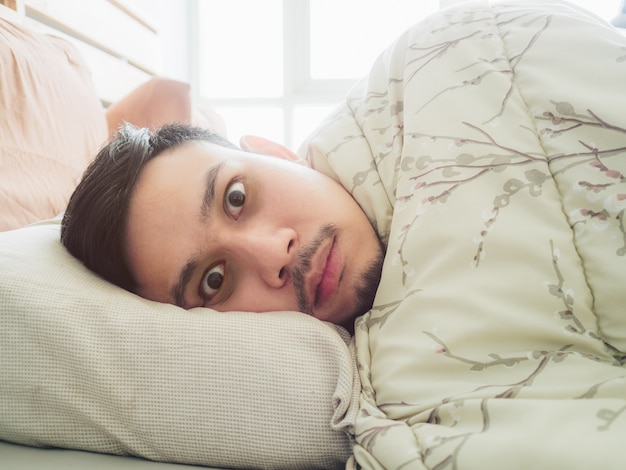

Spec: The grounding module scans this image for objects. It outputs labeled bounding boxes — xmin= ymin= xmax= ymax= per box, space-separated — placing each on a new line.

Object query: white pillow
xmin=0 ymin=216 xmax=358 ymax=469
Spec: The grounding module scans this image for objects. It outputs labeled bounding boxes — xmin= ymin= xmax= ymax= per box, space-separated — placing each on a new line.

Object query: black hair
xmin=61 ymin=123 xmax=238 ymax=291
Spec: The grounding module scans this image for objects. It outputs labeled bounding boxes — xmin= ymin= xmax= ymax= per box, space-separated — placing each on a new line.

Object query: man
xmin=61 ymin=123 xmax=385 ymax=332
xmin=61 ymin=2 xmax=626 ymax=468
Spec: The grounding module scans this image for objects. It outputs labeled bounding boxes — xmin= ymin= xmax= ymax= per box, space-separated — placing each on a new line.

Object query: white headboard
xmin=0 ymin=0 xmax=160 ymax=105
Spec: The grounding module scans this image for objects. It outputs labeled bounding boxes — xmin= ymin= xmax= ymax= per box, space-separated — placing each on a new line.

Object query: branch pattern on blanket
xmin=302 ymin=1 xmax=626 ymax=468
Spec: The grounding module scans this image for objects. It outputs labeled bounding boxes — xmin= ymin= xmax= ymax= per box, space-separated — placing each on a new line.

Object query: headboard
xmin=0 ymin=0 xmax=226 ymax=232
xmin=0 ymin=0 xmax=158 ymax=105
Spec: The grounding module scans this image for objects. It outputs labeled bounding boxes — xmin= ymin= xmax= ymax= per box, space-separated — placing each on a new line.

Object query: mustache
xmin=291 ymin=224 xmax=338 ymax=314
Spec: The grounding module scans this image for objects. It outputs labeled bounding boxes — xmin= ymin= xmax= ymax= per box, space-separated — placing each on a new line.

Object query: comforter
xmin=302 ymin=1 xmax=626 ymax=468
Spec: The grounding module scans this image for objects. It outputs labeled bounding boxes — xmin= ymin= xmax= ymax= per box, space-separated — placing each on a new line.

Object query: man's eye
xmin=201 ymin=263 xmax=225 ymax=299
xmin=225 ymin=181 xmax=246 ymax=219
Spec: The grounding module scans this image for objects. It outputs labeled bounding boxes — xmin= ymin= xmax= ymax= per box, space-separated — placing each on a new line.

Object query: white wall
xmin=152 ymin=0 xmax=192 ymax=83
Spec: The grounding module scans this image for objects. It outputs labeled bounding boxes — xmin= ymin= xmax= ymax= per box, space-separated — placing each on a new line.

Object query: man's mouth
xmin=292 ymin=224 xmax=340 ymax=316
xmin=309 ymin=236 xmax=341 ymax=309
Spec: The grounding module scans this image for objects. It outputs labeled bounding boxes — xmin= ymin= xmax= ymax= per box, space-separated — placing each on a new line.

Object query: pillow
xmin=0 ymin=217 xmax=358 ymax=469
xmin=0 ymin=18 xmax=107 ymax=231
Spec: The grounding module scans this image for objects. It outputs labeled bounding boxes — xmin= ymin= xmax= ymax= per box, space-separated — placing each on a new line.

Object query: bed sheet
xmin=0 ymin=440 xmax=221 ymax=470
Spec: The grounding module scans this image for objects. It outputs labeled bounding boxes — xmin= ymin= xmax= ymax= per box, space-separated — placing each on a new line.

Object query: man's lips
xmin=307 ymin=237 xmax=340 ymax=309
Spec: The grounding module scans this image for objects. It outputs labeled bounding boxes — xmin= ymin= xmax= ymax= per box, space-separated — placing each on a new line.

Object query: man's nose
xmin=236 ymin=227 xmax=298 ymax=288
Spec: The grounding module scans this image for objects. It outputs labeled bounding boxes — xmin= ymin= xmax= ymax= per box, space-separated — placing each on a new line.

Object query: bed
xmin=2 ymin=0 xmax=626 ymax=469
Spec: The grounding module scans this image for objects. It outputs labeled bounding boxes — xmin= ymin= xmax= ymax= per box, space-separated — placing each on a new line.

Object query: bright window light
xmin=193 ymin=0 xmax=624 ymax=148
xmin=197 ymin=0 xmax=283 ymax=98
xmin=565 ymin=0 xmax=621 ymax=22
xmin=215 ymin=107 xmax=284 ymax=147
xmin=309 ymin=0 xmax=439 ymax=80
xmin=293 ymin=105 xmax=337 ymax=150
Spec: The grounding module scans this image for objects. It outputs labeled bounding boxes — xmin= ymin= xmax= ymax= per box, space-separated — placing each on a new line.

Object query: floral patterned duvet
xmin=301 ymin=1 xmax=626 ymax=468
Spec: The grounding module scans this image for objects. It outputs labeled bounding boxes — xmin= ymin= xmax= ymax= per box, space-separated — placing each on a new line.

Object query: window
xmin=191 ymin=0 xmax=622 ymax=149
xmin=191 ymin=0 xmax=437 ymax=149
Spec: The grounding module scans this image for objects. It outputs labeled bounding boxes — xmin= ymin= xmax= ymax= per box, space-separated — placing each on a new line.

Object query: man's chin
xmin=339 ymin=317 xmax=356 ymax=335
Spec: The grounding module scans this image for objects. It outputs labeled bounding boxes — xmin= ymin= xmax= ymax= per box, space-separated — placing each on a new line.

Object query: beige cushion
xmin=0 ymin=18 xmax=107 ymax=231
xmin=0 ymin=217 xmax=357 ymax=469
xmin=105 ymin=77 xmax=227 ymax=137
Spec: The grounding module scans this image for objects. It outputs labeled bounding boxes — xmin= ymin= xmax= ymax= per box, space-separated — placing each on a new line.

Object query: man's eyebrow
xmin=172 ymin=161 xmax=226 ymax=308
xmin=172 ymin=259 xmax=197 ymax=308
xmin=200 ymin=161 xmax=226 ymax=219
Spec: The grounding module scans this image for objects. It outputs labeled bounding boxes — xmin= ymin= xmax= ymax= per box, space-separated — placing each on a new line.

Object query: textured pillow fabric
xmin=0 ymin=18 xmax=107 ymax=231
xmin=0 ymin=217 xmax=358 ymax=469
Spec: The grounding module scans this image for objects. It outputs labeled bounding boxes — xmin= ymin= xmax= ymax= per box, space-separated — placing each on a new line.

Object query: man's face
xmin=124 ymin=140 xmax=383 ymax=328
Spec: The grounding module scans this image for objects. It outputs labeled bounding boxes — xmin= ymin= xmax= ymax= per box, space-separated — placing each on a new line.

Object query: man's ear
xmin=240 ymin=135 xmax=309 ymax=166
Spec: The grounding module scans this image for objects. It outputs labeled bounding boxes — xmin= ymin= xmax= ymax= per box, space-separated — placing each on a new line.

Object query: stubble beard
xmin=291 ymin=224 xmax=384 ymax=325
